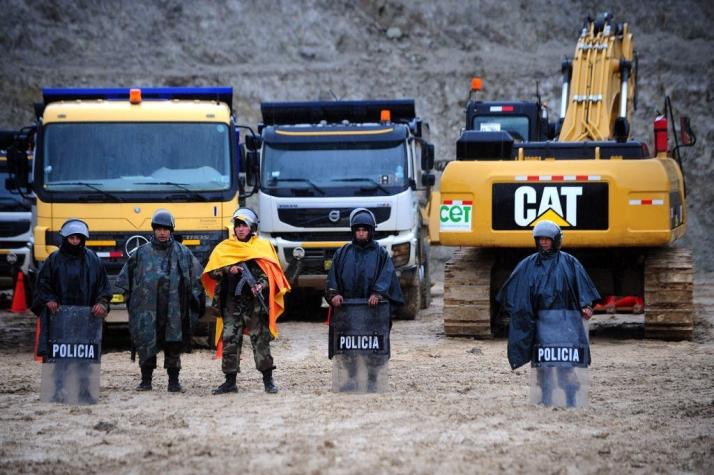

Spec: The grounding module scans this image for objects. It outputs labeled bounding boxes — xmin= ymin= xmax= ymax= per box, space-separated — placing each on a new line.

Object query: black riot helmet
xmin=59 ymin=218 xmax=90 ymax=239
xmin=349 ymin=208 xmax=376 ymax=242
xmin=151 ymin=209 xmax=175 ymax=231
xmin=532 ymin=220 xmax=562 ymax=253
xmin=349 ymin=208 xmax=376 ymax=230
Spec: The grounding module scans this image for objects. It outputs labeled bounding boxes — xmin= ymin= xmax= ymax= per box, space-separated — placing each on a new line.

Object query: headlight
xmin=391 ymin=243 xmax=410 ymax=267
xmin=292 ymin=247 xmax=305 ymax=260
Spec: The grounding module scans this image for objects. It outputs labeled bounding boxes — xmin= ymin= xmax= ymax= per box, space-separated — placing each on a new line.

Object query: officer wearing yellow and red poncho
xmin=202 ymin=208 xmax=290 ymax=394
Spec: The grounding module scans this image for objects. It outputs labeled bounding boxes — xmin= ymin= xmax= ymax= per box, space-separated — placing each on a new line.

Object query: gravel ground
xmin=1 ymin=274 xmax=712 ymax=474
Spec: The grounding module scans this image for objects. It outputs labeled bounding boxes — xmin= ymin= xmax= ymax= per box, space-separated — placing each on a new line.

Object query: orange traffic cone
xmin=10 ymin=272 xmax=28 ymax=313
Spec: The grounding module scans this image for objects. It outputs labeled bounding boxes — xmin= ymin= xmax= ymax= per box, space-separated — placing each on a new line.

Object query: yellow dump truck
xmin=6 ymin=87 xmax=243 ymax=323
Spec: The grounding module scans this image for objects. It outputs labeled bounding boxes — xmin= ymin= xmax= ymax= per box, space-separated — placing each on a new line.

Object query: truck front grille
xmin=277 ymin=206 xmax=391 ymax=228
xmin=0 ymin=221 xmax=31 ymax=237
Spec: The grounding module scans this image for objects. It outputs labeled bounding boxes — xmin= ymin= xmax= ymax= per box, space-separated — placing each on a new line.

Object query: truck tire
xmin=286 ymin=290 xmax=324 ymax=321
xmin=397 ymin=269 xmax=420 ymax=320
xmin=419 ymin=239 xmax=432 ymax=310
xmin=397 ymin=285 xmax=419 ymax=320
xmin=207 ymin=319 xmax=217 ymax=350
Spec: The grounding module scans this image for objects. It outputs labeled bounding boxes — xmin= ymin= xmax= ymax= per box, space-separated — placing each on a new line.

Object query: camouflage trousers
xmin=221 ymin=299 xmax=274 ymax=374
xmin=141 ymin=342 xmax=183 ymax=370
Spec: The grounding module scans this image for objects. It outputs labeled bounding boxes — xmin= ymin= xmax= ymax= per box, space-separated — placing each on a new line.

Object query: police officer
xmin=326 ymin=208 xmax=403 ymax=309
xmin=326 ymin=208 xmax=403 ymax=391
xmin=203 ymin=208 xmax=290 ymax=394
xmin=497 ymin=220 xmax=600 ymax=407
xmin=33 ymin=219 xmax=112 ymax=318
xmin=32 ymin=219 xmax=113 ymax=402
xmin=116 ymin=209 xmax=205 ymax=393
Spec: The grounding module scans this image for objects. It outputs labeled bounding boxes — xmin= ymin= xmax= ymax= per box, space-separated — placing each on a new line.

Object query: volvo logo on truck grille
xmin=328 ymin=210 xmax=341 ymax=223
xmin=125 ymin=235 xmax=149 ymax=256
xmin=492 ymin=183 xmax=608 ymax=229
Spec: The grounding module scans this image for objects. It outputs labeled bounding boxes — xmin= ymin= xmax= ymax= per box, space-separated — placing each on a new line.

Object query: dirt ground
xmin=1 ymin=270 xmax=712 ymax=474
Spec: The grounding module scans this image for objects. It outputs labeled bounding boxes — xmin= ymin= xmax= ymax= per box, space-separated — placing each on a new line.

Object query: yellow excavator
xmin=432 ymin=13 xmax=696 ymax=340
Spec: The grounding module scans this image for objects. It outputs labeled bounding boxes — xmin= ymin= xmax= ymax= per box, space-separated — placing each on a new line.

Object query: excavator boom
xmin=559 ymin=13 xmax=636 ymax=142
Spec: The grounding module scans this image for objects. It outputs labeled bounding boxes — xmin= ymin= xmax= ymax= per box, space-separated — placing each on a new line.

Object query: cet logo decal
xmin=440 ymin=200 xmax=472 ymax=231
xmin=514 ymin=186 xmax=582 ymax=227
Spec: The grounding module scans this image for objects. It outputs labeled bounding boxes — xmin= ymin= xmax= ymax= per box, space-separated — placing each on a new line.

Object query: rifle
xmin=235 ymin=262 xmax=269 ymax=315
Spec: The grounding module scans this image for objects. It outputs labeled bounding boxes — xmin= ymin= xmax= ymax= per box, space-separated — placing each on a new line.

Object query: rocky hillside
xmin=1 ymin=0 xmax=712 ymax=270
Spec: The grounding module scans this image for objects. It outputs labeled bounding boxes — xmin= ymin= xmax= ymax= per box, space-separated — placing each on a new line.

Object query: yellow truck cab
xmin=9 ymin=87 xmax=243 ymax=323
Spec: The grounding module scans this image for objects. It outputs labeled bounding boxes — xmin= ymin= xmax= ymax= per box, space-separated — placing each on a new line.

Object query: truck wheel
xmin=207 ymin=319 xmax=217 ymax=350
xmin=397 ymin=281 xmax=420 ymax=320
xmin=418 ymin=240 xmax=432 ymax=309
xmin=286 ymin=290 xmax=324 ymax=320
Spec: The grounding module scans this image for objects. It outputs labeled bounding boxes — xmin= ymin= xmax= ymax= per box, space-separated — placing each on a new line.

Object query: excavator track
xmin=644 ymin=247 xmax=694 ymax=340
xmin=443 ymin=248 xmax=494 ymax=337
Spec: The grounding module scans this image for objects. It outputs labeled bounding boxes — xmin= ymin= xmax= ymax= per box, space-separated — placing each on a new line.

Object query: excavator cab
xmin=452 ymin=77 xmax=555 ymax=163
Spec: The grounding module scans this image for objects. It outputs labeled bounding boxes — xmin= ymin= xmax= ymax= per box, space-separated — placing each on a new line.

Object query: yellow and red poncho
xmin=202 ymin=236 xmax=290 ymax=337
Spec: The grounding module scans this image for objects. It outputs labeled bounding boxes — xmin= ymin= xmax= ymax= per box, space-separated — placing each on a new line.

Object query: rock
xmin=386 ymin=26 xmax=402 ymax=39
xmin=93 ymin=421 xmax=115 ymax=433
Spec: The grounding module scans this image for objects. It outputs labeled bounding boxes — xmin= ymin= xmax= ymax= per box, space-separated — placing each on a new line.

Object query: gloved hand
xmin=330 ymin=294 xmax=344 ymax=307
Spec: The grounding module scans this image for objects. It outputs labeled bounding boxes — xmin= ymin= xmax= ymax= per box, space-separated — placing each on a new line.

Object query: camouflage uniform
xmin=210 ymin=260 xmax=273 ymax=374
xmin=116 ymin=238 xmax=204 ymax=369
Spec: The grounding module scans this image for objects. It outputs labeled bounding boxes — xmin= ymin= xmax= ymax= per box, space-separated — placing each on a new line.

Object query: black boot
xmin=262 ymin=369 xmax=278 ymax=394
xmin=212 ymin=373 xmax=238 ymax=395
xmin=167 ymin=368 xmax=183 ymax=392
xmin=136 ymin=366 xmax=153 ymax=391
xmin=79 ymin=379 xmax=97 ymax=404
xmin=367 ymin=371 xmax=379 ymax=393
xmin=564 ymin=384 xmax=579 ymax=408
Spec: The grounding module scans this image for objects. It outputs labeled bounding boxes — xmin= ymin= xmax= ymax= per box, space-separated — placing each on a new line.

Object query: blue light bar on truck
xmin=42 ymin=87 xmax=234 ymax=110
xmin=260 ymin=99 xmax=416 ymax=126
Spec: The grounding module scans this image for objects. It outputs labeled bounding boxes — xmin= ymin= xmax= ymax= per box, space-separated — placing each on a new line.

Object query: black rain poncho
xmin=326 ymin=240 xmax=404 ymax=307
xmin=497 ymin=250 xmax=600 ymax=370
xmin=32 ymin=242 xmax=113 ymax=356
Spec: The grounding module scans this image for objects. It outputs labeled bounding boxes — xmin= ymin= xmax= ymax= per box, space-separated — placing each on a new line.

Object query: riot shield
xmin=330 ymin=299 xmax=390 ymax=393
xmin=40 ymin=306 xmax=102 ymax=405
xmin=530 ymin=314 xmax=590 ymax=408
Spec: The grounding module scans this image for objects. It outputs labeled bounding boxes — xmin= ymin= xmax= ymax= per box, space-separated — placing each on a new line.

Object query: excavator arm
xmin=558 ymin=13 xmax=636 ymax=143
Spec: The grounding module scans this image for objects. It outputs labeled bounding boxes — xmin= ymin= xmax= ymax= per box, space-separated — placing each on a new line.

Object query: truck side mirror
xmin=421 ymin=173 xmax=435 ymax=187
xmin=7 ymin=145 xmax=29 ymax=190
xmin=421 ymin=143 xmax=435 ymax=171
xmin=245 ymin=134 xmax=262 ymax=151
xmin=679 ymin=116 xmax=695 ymax=146
xmin=245 ymin=150 xmax=259 ymax=187
xmin=435 ymin=160 xmax=449 ymax=172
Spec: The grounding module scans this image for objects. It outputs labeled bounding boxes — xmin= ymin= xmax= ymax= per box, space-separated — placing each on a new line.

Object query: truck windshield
xmin=261 ymin=141 xmax=408 ymax=197
xmin=473 ymin=115 xmax=529 ymax=142
xmin=41 ymin=123 xmax=231 ymax=192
